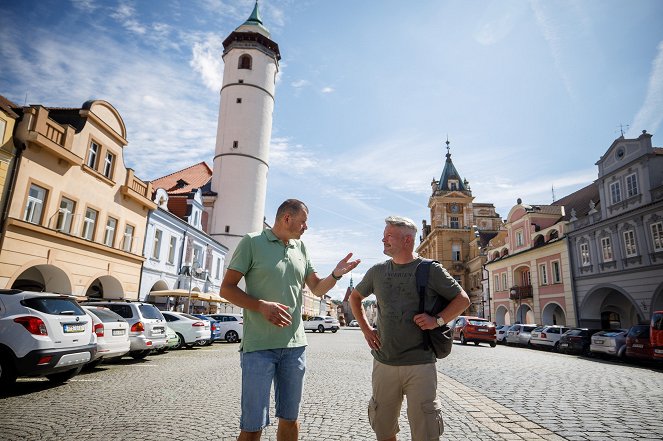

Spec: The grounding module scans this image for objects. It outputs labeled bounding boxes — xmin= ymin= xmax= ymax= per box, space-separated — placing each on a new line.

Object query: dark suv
xmin=557 ymin=328 xmax=602 ymax=355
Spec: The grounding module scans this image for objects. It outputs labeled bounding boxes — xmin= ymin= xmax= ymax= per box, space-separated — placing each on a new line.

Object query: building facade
xmin=567 ymin=131 xmax=663 ymax=329
xmin=417 ymin=141 xmax=502 ymax=315
xmin=209 ymin=3 xmax=280 ymax=263
xmin=0 ymin=96 xmax=19 ymax=224
xmin=0 ymin=100 xmax=155 ymax=299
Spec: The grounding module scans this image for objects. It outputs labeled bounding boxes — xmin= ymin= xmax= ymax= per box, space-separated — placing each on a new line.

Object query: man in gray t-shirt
xmin=350 ymin=216 xmax=470 ymax=441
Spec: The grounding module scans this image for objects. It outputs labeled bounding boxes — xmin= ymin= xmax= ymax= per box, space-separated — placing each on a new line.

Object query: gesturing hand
xmin=258 ymin=301 xmax=292 ymax=327
xmin=333 ymin=252 xmax=361 ymax=277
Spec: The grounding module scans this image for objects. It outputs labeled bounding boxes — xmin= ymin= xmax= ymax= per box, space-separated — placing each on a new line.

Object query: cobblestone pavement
xmin=1 ymin=328 xmax=662 ymax=440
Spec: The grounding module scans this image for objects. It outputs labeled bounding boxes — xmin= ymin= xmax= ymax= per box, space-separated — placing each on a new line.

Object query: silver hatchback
xmin=590 ymin=329 xmax=628 ymax=357
xmin=83 ymin=301 xmax=167 ymax=359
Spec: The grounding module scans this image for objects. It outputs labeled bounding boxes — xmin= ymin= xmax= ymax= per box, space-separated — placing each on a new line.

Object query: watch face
xmin=451 ymin=203 xmax=459 ymax=213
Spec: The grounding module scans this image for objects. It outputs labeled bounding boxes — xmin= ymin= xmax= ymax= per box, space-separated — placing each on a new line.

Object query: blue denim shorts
xmin=240 ymin=346 xmax=307 ymax=432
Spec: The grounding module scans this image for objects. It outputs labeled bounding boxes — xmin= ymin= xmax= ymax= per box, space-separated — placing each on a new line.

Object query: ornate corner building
xmin=416 ymin=140 xmax=503 ymax=317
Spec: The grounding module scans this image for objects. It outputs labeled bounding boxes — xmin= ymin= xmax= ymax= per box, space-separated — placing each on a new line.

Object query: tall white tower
xmin=210 ymin=2 xmax=280 ymax=260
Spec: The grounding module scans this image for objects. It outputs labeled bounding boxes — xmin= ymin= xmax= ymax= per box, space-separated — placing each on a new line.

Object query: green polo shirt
xmin=228 ymin=229 xmax=315 ymax=353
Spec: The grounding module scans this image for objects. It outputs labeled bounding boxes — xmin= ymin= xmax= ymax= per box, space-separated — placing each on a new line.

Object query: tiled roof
xmin=0 ymin=95 xmax=20 ymax=118
xmin=150 ymin=162 xmax=213 ymax=195
xmin=553 ymin=182 xmax=599 ymax=221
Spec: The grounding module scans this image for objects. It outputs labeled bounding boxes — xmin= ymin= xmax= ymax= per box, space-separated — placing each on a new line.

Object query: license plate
xmin=152 ymin=327 xmax=165 ymax=334
xmin=560 ymin=343 xmax=568 ymax=347
xmin=478 ymin=329 xmax=488 ymax=332
xmin=655 ymin=349 xmax=663 ymax=354
xmin=632 ymin=344 xmax=643 ymax=348
xmin=594 ymin=339 xmax=604 ymax=344
xmin=63 ymin=324 xmax=85 ymax=333
xmin=112 ymin=329 xmax=125 ymax=336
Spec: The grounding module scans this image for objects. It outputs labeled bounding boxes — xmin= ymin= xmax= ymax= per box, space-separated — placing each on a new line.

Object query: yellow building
xmin=0 ymin=96 xmax=20 ymax=229
xmin=0 ymin=99 xmax=155 ymax=299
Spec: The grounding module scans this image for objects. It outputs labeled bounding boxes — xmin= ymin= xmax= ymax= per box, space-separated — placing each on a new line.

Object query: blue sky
xmin=1 ymin=0 xmax=662 ymax=299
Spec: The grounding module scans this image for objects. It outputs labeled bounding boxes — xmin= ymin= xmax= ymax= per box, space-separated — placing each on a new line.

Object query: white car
xmin=207 ymin=313 xmax=243 ymax=343
xmin=304 ymin=316 xmax=340 ymax=333
xmin=495 ymin=325 xmax=510 ymax=343
xmin=0 ymin=289 xmax=96 ymax=387
xmin=161 ymin=311 xmax=211 ymax=348
xmin=348 ymin=320 xmax=359 ymax=327
xmin=529 ymin=325 xmax=571 ymax=351
xmin=82 ymin=306 xmax=130 ymax=367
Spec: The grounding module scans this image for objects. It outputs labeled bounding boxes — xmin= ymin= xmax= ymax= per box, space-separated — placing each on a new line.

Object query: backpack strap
xmin=415 ymin=259 xmax=438 ymax=351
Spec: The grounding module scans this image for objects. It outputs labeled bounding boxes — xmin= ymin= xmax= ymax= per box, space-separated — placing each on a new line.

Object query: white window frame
xmin=539 ymin=264 xmax=548 ymax=285
xmin=56 ymin=197 xmax=75 ymax=233
xmin=104 ymin=217 xmax=117 ymax=247
xmin=167 ymin=236 xmax=177 ymax=264
xmin=580 ymin=242 xmax=591 ymax=266
xmin=610 ymin=181 xmax=622 ymax=205
xmin=82 ymin=208 xmax=98 ymax=241
xmin=215 ymin=257 xmax=221 ymax=279
xmin=502 ymin=273 xmax=507 ymax=291
xmin=24 ymin=184 xmax=47 ymax=225
xmin=152 ymin=229 xmax=163 ymax=260
xmin=652 ymin=221 xmax=663 ymax=252
xmin=623 ymin=230 xmax=637 ymax=257
xmin=494 ymin=275 xmax=500 ymax=292
xmin=450 ymin=216 xmax=459 ymax=229
xmin=123 ymin=224 xmax=135 ymax=253
xmin=87 ymin=141 xmax=99 ymax=169
xmin=601 ymin=237 xmax=613 ymax=262
xmin=452 ymin=244 xmax=461 ymax=261
xmin=103 ymin=151 xmax=115 ymax=179
xmin=625 ymin=173 xmax=638 ymax=198
xmin=516 ymin=230 xmax=524 ymax=247
xmin=551 ymin=261 xmax=561 ymax=284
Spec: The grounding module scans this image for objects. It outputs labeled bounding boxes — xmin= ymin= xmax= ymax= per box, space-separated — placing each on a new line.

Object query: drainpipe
xmin=566 ymin=235 xmax=580 ymax=327
xmin=0 ymin=141 xmax=26 ymax=253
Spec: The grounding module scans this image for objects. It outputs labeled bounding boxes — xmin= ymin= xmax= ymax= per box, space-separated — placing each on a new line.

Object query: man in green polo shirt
xmin=221 ymin=199 xmax=360 ymax=441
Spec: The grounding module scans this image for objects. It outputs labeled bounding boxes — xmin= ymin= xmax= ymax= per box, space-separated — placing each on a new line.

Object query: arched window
xmin=238 ymin=54 xmax=252 ymax=70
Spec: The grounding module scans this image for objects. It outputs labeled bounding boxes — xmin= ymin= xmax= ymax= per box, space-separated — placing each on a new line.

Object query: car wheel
xmin=553 ymin=342 xmax=560 ymax=352
xmin=331 ymin=329 xmax=338 ymax=333
xmin=174 ymin=333 xmax=186 ymax=350
xmin=490 ymin=342 xmax=496 ymax=348
xmin=460 ymin=333 xmax=467 ymax=345
xmin=618 ymin=345 xmax=626 ymax=358
xmin=225 ymin=330 xmax=239 ymax=343
xmin=130 ymin=350 xmax=151 ymax=360
xmin=205 ymin=339 xmax=214 ymax=346
xmin=46 ymin=366 xmax=82 ymax=384
xmin=195 ymin=339 xmax=208 ymax=347
xmin=318 ymin=325 xmax=325 ymax=333
xmin=0 ymin=356 xmax=17 ymax=389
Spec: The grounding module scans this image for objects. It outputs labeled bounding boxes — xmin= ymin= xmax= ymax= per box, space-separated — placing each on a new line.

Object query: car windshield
xmin=627 ymin=326 xmax=650 ymax=338
xmin=653 ymin=312 xmax=663 ymax=330
xmin=523 ymin=326 xmax=537 ymax=332
xmin=179 ymin=313 xmax=200 ymax=320
xmin=86 ymin=307 xmax=126 ymax=323
xmin=469 ymin=319 xmax=489 ymax=326
xmin=23 ymin=297 xmax=85 ymax=315
xmin=601 ymin=331 xmax=624 ymax=337
xmin=139 ymin=304 xmax=164 ymax=320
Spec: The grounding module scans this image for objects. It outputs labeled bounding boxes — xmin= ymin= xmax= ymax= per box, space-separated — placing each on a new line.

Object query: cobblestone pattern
xmin=1 ymin=329 xmax=661 ymax=440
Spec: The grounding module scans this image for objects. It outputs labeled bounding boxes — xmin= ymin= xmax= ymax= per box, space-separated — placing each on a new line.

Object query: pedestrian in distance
xmin=221 ymin=198 xmax=360 ymax=441
xmin=349 ymin=215 xmax=470 ymax=441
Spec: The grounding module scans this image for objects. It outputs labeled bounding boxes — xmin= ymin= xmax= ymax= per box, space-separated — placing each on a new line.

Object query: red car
xmin=652 ymin=311 xmax=663 ymax=361
xmin=451 ymin=316 xmax=496 ymax=347
xmin=625 ymin=324 xmax=653 ymax=361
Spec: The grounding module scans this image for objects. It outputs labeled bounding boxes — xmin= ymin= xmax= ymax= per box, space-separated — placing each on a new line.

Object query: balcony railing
xmin=509 ymin=285 xmax=533 ymax=300
xmin=120 ymin=169 xmax=157 ymax=210
xmin=25 ymin=106 xmax=81 ymax=165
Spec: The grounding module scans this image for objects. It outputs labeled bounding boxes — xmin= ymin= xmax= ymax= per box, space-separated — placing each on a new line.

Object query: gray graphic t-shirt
xmin=356 ymin=257 xmax=461 ymax=366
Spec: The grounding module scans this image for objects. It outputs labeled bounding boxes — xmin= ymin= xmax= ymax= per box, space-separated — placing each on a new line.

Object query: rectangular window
xmin=580 ymin=243 xmax=591 ymax=266
xmin=516 ymin=230 xmax=524 ymax=247
xmin=215 ymin=257 xmax=221 ymax=279
xmin=193 ymin=245 xmax=203 ymax=266
xmin=82 ymin=208 xmax=98 ymax=241
xmin=167 ymin=236 xmax=177 ymax=264
xmin=0 ymin=119 xmax=6 ymax=142
xmin=610 ymin=181 xmax=621 ymax=205
xmin=24 ymin=184 xmax=47 ymax=225
xmin=123 ymin=224 xmax=135 ymax=252
xmin=87 ymin=141 xmax=99 ymax=169
xmin=55 ymin=197 xmax=75 ymax=233
xmin=502 ymin=273 xmax=507 ymax=291
xmin=152 ymin=229 xmax=163 ymax=260
xmin=494 ymin=275 xmax=500 ymax=292
xmin=601 ymin=237 xmax=613 ymax=262
xmin=452 ymin=244 xmax=461 ymax=261
xmin=652 ymin=222 xmax=663 ymax=252
xmin=103 ymin=152 xmax=115 ymax=179
xmin=552 ymin=261 xmax=561 ymax=283
xmin=450 ymin=217 xmax=459 ymax=229
xmin=626 ymin=173 xmax=638 ymax=198
xmin=539 ymin=264 xmax=548 ymax=285
xmin=623 ymin=230 xmax=637 ymax=257
xmin=104 ymin=217 xmax=117 ymax=247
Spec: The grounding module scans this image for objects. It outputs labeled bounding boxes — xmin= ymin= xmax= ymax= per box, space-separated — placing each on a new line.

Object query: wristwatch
xmin=436 ymin=316 xmax=446 ymax=327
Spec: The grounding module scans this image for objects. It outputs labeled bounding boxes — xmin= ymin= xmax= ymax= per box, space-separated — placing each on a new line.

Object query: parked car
xmin=505 ymin=324 xmax=538 ymax=346
xmin=348 ymin=320 xmax=359 ymax=327
xmin=625 ymin=324 xmax=653 ymax=361
xmin=590 ymin=329 xmax=628 ymax=357
xmin=160 ymin=325 xmax=180 ymax=353
xmin=207 ymin=313 xmax=243 ymax=343
xmin=192 ymin=314 xmax=221 ymax=345
xmin=82 ymin=306 xmax=130 ymax=367
xmin=529 ymin=325 xmax=571 ymax=351
xmin=451 ymin=316 xmax=496 ymax=347
xmin=83 ymin=300 xmax=167 ymax=359
xmin=652 ymin=310 xmax=663 ymax=361
xmin=0 ymin=289 xmax=96 ymax=387
xmin=495 ymin=325 xmax=510 ymax=344
xmin=304 ymin=316 xmax=340 ymax=333
xmin=558 ymin=328 xmax=602 ymax=355
xmin=161 ymin=311 xmax=211 ymax=349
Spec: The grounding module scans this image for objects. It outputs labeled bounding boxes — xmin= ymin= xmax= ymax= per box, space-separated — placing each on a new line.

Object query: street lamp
xmin=187 ymin=261 xmax=204 ymax=314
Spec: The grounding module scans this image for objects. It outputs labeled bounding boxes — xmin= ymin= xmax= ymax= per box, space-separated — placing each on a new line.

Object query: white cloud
xmin=190 ymin=34 xmax=225 ymax=92
xmin=321 ymin=86 xmax=334 ymax=94
xmin=629 ymin=40 xmax=663 ymax=136
xmin=270 ymin=137 xmax=321 ymax=173
xmin=474 ymin=1 xmax=525 ymax=46
xmin=111 ymin=2 xmax=147 ymax=35
xmin=70 ymin=0 xmax=96 ymax=12
xmin=291 ymin=79 xmax=310 ymax=89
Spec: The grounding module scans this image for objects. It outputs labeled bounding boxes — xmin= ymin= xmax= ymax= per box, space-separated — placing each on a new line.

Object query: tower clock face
xmin=450 ymin=203 xmax=459 ymax=213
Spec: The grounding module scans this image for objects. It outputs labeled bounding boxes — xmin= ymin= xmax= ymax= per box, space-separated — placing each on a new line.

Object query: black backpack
xmin=416 ymin=259 xmax=453 ymax=359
